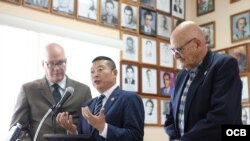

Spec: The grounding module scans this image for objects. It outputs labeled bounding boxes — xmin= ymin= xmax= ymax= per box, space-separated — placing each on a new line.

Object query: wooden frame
xmin=141 ymin=65 xmax=157 ymax=95
xmin=123 ymin=0 xmax=138 ymax=4
xmin=200 ymin=21 xmax=216 ymax=49
xmin=139 ymin=7 xmax=157 ymax=37
xmin=242 ymin=106 xmax=250 ymax=125
xmin=158 ymin=68 xmax=175 ymax=97
xmin=121 ymin=32 xmax=139 ymax=62
xmin=230 ymin=10 xmax=250 ymax=43
xmin=76 ymin=0 xmax=99 ymax=23
xmin=0 ymin=0 xmax=21 ymax=5
xmin=51 ymin=0 xmax=76 ymax=18
xmin=100 ymin=0 xmax=119 ymax=28
xmin=156 ymin=0 xmax=170 ymax=14
xmin=23 ymin=0 xmax=51 ymax=12
xmin=230 ymin=0 xmax=241 ymax=4
xmin=240 ymin=74 xmax=249 ymax=102
xmin=159 ymin=98 xmax=170 ymax=125
xmin=139 ymin=0 xmax=156 ymax=10
xmin=142 ymin=96 xmax=159 ymax=125
xmin=120 ymin=61 xmax=139 ymax=92
xmin=158 ymin=41 xmax=173 ymax=68
xmin=157 ymin=13 xmax=172 ymax=40
xmin=120 ymin=2 xmax=138 ymax=32
xmin=171 ymin=0 xmax=185 ymax=20
xmin=197 ymin=0 xmax=214 ymax=16
xmin=140 ymin=37 xmax=157 ymax=65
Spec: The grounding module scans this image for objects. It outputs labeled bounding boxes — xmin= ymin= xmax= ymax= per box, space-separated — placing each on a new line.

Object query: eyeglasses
xmin=170 ymin=38 xmax=196 ymax=55
xmin=44 ymin=60 xmax=66 ymax=69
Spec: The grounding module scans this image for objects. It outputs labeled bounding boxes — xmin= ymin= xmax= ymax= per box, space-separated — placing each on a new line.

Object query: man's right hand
xmin=56 ymin=112 xmax=77 ymax=134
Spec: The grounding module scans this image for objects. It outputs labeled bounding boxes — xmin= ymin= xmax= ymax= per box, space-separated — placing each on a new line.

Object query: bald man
xmin=9 ymin=43 xmax=92 ymax=141
xmin=164 ymin=21 xmax=242 ymax=141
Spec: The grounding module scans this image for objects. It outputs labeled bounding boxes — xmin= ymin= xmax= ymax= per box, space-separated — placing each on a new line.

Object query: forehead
xmin=91 ymin=60 xmax=108 ymax=68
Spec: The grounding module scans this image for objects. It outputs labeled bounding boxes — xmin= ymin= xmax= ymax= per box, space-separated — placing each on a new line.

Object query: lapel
xmin=39 ymin=76 xmax=54 ymax=105
xmin=103 ymin=87 xmax=120 ymax=115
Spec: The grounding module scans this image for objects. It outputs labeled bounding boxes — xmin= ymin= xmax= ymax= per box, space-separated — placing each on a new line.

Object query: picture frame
xmin=156 ymin=0 xmax=170 ymax=14
xmin=227 ymin=45 xmax=248 ymax=72
xmin=100 ymin=0 xmax=119 ymax=28
xmin=120 ymin=62 xmax=139 ymax=92
xmin=141 ymin=37 xmax=157 ymax=65
xmin=0 ymin=0 xmax=21 ymax=5
xmin=51 ymin=0 xmax=76 ymax=18
xmin=142 ymin=96 xmax=158 ymax=125
xmin=160 ymin=98 xmax=170 ymax=125
xmin=200 ymin=21 xmax=216 ymax=49
xmin=157 ymin=13 xmax=172 ymax=40
xmin=172 ymin=17 xmax=184 ymax=30
xmin=242 ymin=106 xmax=250 ymax=125
xmin=23 ymin=0 xmax=51 ymax=12
xmin=141 ymin=66 xmax=157 ymax=95
xmin=139 ymin=7 xmax=157 ymax=37
xmin=123 ymin=0 xmax=137 ymax=4
xmin=159 ymin=41 xmax=173 ymax=68
xmin=230 ymin=10 xmax=250 ymax=43
xmin=171 ymin=0 xmax=185 ymax=20
xmin=159 ymin=69 xmax=175 ymax=97
xmin=76 ymin=0 xmax=99 ymax=23
xmin=240 ymin=74 xmax=249 ymax=102
xmin=230 ymin=0 xmax=241 ymax=4
xmin=121 ymin=3 xmax=138 ymax=32
xmin=139 ymin=0 xmax=156 ymax=9
xmin=197 ymin=0 xmax=214 ymax=16
xmin=122 ymin=32 xmax=139 ymax=62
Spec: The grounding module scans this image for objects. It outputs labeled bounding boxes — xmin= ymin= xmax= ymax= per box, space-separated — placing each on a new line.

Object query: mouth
xmin=94 ymin=80 xmax=101 ymax=85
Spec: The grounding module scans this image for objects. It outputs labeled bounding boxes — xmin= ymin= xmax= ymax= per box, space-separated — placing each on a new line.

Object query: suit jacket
xmin=101 ymin=15 xmax=118 ymax=25
xmin=174 ymin=5 xmax=182 ymax=14
xmin=164 ymin=51 xmax=242 ymax=141
xmin=125 ymin=78 xmax=135 ymax=84
xmin=10 ymin=76 xmax=92 ymax=141
xmin=77 ymin=86 xmax=144 ymax=141
xmin=140 ymin=25 xmax=156 ymax=36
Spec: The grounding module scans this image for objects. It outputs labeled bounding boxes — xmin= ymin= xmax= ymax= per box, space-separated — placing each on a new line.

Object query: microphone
xmin=53 ymin=87 xmax=74 ymax=115
xmin=6 ymin=123 xmax=22 ymax=141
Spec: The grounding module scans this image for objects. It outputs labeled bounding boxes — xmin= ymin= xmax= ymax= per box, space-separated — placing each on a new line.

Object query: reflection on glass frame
xmin=160 ymin=99 xmax=170 ymax=125
xmin=159 ymin=42 xmax=173 ymax=68
xmin=141 ymin=66 xmax=157 ymax=94
xmin=156 ymin=0 xmax=170 ymax=14
xmin=141 ymin=37 xmax=157 ymax=65
xmin=77 ymin=0 xmax=99 ymax=23
xmin=240 ymin=75 xmax=249 ymax=102
xmin=171 ymin=0 xmax=185 ymax=20
xmin=139 ymin=7 xmax=157 ymax=37
xmin=1 ymin=0 xmax=21 ymax=5
xmin=121 ymin=3 xmax=137 ymax=32
xmin=230 ymin=10 xmax=250 ymax=43
xmin=23 ymin=0 xmax=51 ymax=12
xmin=122 ymin=33 xmax=139 ymax=62
xmin=157 ymin=13 xmax=172 ymax=40
xmin=159 ymin=70 xmax=175 ymax=97
xmin=197 ymin=0 xmax=214 ymax=16
xmin=100 ymin=0 xmax=119 ymax=27
xmin=227 ymin=45 xmax=248 ymax=72
xmin=242 ymin=106 xmax=250 ymax=125
xmin=121 ymin=63 xmax=139 ymax=92
xmin=200 ymin=21 xmax=216 ymax=49
xmin=139 ymin=0 xmax=156 ymax=9
xmin=52 ymin=0 xmax=75 ymax=18
xmin=142 ymin=97 xmax=158 ymax=125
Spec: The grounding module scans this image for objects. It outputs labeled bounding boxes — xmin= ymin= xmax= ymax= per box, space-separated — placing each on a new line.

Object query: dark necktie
xmin=93 ymin=95 xmax=105 ymax=116
xmin=52 ymin=83 xmax=61 ymax=104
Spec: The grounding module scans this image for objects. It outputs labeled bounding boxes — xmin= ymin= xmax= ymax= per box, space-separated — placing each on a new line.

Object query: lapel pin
xmin=111 ymin=97 xmax=115 ymax=101
xmin=204 ymin=71 xmax=207 ymax=76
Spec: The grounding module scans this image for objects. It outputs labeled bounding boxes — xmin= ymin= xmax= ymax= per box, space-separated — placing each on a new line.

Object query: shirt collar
xmin=101 ymin=84 xmax=118 ymax=99
xmin=47 ymin=76 xmax=66 ymax=90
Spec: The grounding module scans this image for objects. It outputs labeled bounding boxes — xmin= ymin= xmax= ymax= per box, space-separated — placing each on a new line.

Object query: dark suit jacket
xmin=164 ymin=51 xmax=242 ymax=141
xmin=140 ymin=25 xmax=156 ymax=36
xmin=125 ymin=78 xmax=135 ymax=84
xmin=101 ymin=15 xmax=118 ymax=25
xmin=10 ymin=76 xmax=92 ymax=141
xmin=77 ymin=86 xmax=144 ymax=141
xmin=174 ymin=5 xmax=182 ymax=14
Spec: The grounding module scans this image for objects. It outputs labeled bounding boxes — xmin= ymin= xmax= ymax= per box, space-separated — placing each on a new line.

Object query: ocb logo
xmin=226 ymin=129 xmax=246 ymax=136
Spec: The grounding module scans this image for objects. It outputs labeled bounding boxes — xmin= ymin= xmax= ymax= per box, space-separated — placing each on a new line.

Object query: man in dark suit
xmin=9 ymin=43 xmax=92 ymax=141
xmin=57 ymin=56 xmax=144 ymax=141
xmin=124 ymin=65 xmax=135 ymax=85
xmin=101 ymin=0 xmax=118 ymax=26
xmin=140 ymin=10 xmax=156 ymax=36
xmin=164 ymin=21 xmax=242 ymax=141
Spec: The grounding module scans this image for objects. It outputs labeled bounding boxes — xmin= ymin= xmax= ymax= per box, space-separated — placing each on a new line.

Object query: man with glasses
xmin=9 ymin=43 xmax=92 ymax=141
xmin=164 ymin=21 xmax=242 ymax=141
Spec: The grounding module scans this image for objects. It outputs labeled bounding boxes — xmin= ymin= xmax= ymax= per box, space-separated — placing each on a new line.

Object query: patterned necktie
xmin=52 ymin=83 xmax=61 ymax=104
xmin=94 ymin=95 xmax=105 ymax=116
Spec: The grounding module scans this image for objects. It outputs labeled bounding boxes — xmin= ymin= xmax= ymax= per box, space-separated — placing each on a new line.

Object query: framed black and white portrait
xmin=121 ymin=63 xmax=139 ymax=92
xmin=230 ymin=10 xmax=250 ymax=43
xmin=156 ymin=0 xmax=170 ymax=14
xmin=122 ymin=33 xmax=139 ymax=62
xmin=77 ymin=0 xmax=98 ymax=23
xmin=157 ymin=13 xmax=172 ymax=40
xmin=242 ymin=107 xmax=250 ymax=125
xmin=139 ymin=8 xmax=157 ymax=37
xmin=159 ymin=42 xmax=173 ymax=68
xmin=197 ymin=0 xmax=214 ymax=16
xmin=227 ymin=45 xmax=248 ymax=72
xmin=23 ymin=0 xmax=50 ymax=12
xmin=160 ymin=99 xmax=170 ymax=125
xmin=141 ymin=38 xmax=157 ymax=65
xmin=141 ymin=66 xmax=157 ymax=94
xmin=143 ymin=97 xmax=158 ymax=125
xmin=52 ymin=0 xmax=75 ymax=18
xmin=200 ymin=21 xmax=216 ymax=48
xmin=171 ymin=0 xmax=185 ymax=20
xmin=159 ymin=70 xmax=175 ymax=97
xmin=140 ymin=0 xmax=156 ymax=9
xmin=240 ymin=75 xmax=249 ymax=102
xmin=1 ymin=0 xmax=21 ymax=5
xmin=121 ymin=3 xmax=137 ymax=31
xmin=100 ymin=0 xmax=119 ymax=27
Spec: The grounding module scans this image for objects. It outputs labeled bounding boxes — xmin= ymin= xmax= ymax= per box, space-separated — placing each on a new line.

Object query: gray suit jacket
xmin=10 ymin=76 xmax=92 ymax=141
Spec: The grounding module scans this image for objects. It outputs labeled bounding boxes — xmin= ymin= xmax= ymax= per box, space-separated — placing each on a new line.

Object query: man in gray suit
xmin=9 ymin=43 xmax=92 ymax=141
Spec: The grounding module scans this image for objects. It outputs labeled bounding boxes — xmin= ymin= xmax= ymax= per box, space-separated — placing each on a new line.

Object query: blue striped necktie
xmin=94 ymin=95 xmax=105 ymax=116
